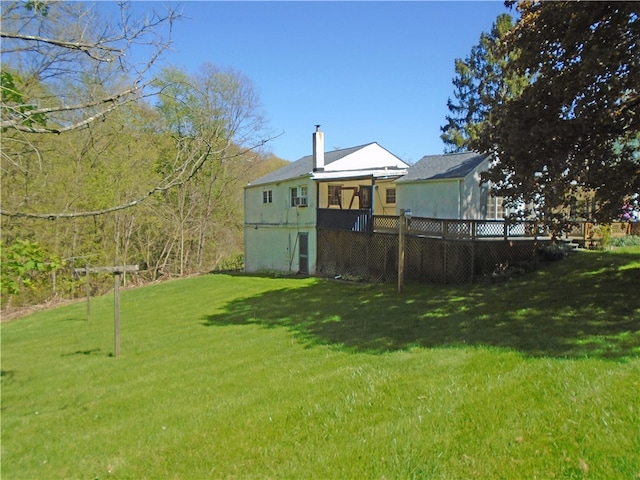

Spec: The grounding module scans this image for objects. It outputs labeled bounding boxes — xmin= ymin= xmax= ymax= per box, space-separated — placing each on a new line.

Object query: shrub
xmin=609 ymin=235 xmax=640 ymax=248
xmin=537 ymin=243 xmax=569 ymax=261
xmin=213 ymin=253 xmax=244 ymax=272
xmin=0 ymin=239 xmax=62 ymax=309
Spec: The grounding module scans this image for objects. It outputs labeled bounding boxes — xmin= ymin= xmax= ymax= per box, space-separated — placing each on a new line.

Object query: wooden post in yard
xmin=114 ymin=271 xmax=121 ymax=357
xmin=73 ymin=264 xmax=138 ymax=357
xmin=398 ymin=209 xmax=406 ymax=293
xmin=85 ymin=264 xmax=91 ymax=321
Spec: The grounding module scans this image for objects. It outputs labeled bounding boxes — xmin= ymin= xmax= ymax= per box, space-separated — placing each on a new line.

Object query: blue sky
xmin=113 ymin=1 xmax=511 ymax=163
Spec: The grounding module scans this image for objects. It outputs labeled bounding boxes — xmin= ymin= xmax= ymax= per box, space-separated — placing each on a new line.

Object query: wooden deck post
xmin=85 ymin=264 xmax=90 ymax=321
xmin=398 ymin=209 xmax=406 ymax=293
xmin=114 ymin=272 xmax=121 ymax=357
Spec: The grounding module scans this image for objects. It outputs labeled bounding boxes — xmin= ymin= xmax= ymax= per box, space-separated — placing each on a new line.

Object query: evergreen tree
xmin=440 ymin=13 xmax=522 ymax=153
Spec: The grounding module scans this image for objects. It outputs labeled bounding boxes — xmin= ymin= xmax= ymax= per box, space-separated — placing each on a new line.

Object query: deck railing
xmin=373 ymin=216 xmax=546 ymax=239
xmin=317 ymin=208 xmax=372 ymax=233
xmin=318 ymin=209 xmax=632 ymax=242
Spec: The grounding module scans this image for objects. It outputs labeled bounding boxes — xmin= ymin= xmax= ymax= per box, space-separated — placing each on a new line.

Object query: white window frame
xmin=290 ymin=185 xmax=308 ymax=207
xmin=487 ymin=196 xmax=507 ymax=219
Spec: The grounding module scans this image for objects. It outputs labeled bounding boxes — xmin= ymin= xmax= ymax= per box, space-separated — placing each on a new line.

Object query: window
xmin=360 ymin=186 xmax=372 ymax=209
xmin=262 ymin=190 xmax=273 ymax=204
xmin=328 ymin=185 xmax=342 ymax=206
xmin=487 ymin=197 xmax=497 ymax=219
xmin=385 ymin=188 xmax=396 ymax=204
xmin=290 ymin=185 xmax=308 ymax=207
xmin=496 ymin=197 xmax=506 ymax=218
xmin=486 ymin=196 xmax=506 ymax=219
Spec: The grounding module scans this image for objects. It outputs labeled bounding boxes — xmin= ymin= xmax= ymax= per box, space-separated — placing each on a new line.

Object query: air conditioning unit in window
xmin=294 ymin=197 xmax=308 ymax=207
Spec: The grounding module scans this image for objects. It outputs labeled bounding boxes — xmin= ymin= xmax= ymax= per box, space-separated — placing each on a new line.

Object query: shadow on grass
xmin=203 ymin=252 xmax=640 ymax=360
xmin=60 ymin=348 xmax=102 ymax=357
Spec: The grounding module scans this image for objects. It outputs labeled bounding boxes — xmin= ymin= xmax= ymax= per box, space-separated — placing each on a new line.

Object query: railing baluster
xmin=318 ymin=210 xmax=631 ymax=244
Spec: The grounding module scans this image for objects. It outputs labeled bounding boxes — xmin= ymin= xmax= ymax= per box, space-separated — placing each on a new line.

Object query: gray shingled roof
xmin=396 ymin=152 xmax=487 ymax=182
xmin=248 ymin=143 xmax=375 ymax=186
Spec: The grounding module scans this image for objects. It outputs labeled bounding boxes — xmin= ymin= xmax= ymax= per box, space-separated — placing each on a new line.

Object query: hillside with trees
xmin=1 ymin=1 xmax=286 ymax=310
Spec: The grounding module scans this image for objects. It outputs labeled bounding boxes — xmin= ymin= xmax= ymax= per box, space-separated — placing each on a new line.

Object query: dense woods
xmin=1 ymin=2 xmax=286 ymax=309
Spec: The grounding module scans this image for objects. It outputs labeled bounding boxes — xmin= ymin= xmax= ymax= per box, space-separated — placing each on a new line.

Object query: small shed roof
xmin=396 ymin=152 xmax=488 ymax=183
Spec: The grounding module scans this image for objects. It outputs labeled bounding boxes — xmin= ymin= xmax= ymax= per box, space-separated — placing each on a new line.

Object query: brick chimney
xmin=313 ymin=125 xmax=324 ymax=172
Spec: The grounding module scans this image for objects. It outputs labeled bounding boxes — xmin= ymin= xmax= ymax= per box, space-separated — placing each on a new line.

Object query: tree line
xmin=1 ymin=1 xmax=285 ymax=309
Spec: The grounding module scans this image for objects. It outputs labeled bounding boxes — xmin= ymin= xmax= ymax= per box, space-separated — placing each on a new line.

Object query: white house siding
xmin=396 ymin=180 xmax=462 ymax=218
xmin=460 ymin=165 xmax=486 ymax=219
xmin=244 ymin=226 xmax=316 ymax=274
xmin=244 ymin=176 xmax=317 ymax=274
xmin=396 ymin=157 xmax=489 ymax=220
xmin=244 ymin=176 xmax=315 ymax=225
xmin=325 ymin=143 xmax=407 ymax=171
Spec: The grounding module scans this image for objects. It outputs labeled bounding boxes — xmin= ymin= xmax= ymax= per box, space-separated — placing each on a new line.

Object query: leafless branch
xmin=1 ymin=1 xmax=179 ymax=133
xmin=0 ymin=32 xmax=124 ymax=61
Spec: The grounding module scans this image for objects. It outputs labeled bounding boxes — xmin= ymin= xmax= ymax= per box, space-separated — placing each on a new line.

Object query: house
xmin=244 ymin=127 xmax=409 ymax=274
xmin=244 ymin=130 xmax=635 ymax=280
xmin=394 ymin=152 xmax=504 ymax=220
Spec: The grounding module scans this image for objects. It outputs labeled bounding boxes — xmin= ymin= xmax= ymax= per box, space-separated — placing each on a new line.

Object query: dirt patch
xmin=1 ymin=297 xmax=85 ymax=323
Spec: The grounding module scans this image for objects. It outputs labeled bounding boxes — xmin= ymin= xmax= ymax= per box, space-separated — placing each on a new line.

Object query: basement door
xmin=298 ymin=232 xmax=309 ymax=275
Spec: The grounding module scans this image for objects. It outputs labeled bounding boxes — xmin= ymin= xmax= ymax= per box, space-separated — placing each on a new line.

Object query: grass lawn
xmin=1 ymin=247 xmax=639 ymax=479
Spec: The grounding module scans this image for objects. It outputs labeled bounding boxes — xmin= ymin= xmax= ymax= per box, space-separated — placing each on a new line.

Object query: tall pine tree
xmin=441 ymin=14 xmax=521 ymax=153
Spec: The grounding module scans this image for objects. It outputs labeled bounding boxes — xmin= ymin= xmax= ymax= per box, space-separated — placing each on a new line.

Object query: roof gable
xmin=248 ymin=142 xmax=408 ymax=186
xmin=397 ymin=152 xmax=488 ymax=182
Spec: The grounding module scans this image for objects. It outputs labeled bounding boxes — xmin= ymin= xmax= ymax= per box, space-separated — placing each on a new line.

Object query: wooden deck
xmin=317 ymin=209 xmax=633 ymax=245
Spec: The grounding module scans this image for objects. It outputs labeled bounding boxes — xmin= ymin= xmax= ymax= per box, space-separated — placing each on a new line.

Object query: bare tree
xmin=150 ymin=64 xmax=275 ymax=275
xmin=1 ymin=1 xmax=177 ymax=133
xmin=1 ymin=2 xmax=280 ymax=220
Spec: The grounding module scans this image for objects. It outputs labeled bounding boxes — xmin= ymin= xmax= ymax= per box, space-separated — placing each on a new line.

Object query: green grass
xmin=2 ymin=248 xmax=639 ymax=479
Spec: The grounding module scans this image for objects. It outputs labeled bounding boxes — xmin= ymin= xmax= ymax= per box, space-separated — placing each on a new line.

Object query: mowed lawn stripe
xmin=2 ymin=248 xmax=639 ymax=479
